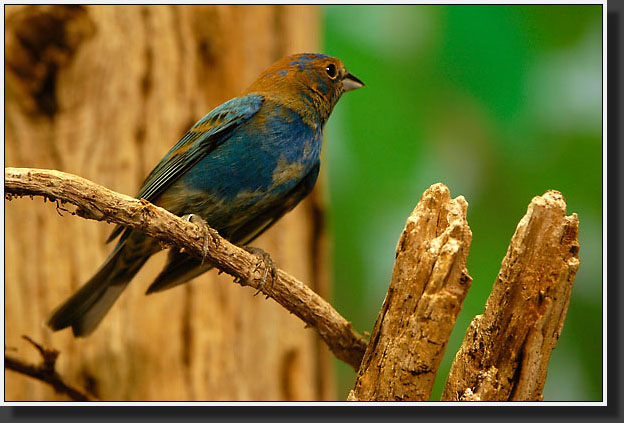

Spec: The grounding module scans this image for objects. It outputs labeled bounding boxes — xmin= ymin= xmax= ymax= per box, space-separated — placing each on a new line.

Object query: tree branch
xmin=4 ymin=167 xmax=367 ymax=370
xmin=441 ymin=190 xmax=580 ymax=401
xmin=348 ymin=184 xmax=473 ymax=401
xmin=5 ymin=336 xmax=97 ymax=401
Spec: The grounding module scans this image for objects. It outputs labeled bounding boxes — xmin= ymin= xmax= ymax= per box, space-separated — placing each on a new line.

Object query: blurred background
xmin=321 ymin=5 xmax=603 ymax=401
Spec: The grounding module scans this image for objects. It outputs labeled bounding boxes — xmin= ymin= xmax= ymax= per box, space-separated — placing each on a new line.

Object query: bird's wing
xmin=107 ymin=94 xmax=264 ymax=243
xmin=137 ymin=94 xmax=264 ymax=202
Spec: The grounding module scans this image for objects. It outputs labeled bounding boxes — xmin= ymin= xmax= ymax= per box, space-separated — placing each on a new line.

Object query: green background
xmin=322 ymin=5 xmax=602 ymax=401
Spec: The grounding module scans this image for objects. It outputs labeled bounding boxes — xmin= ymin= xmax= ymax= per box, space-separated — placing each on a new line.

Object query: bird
xmin=46 ymin=53 xmax=364 ymax=337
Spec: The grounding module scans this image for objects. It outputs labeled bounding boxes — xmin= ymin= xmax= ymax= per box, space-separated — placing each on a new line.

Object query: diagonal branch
xmin=5 ymin=336 xmax=97 ymax=401
xmin=4 ymin=167 xmax=367 ymax=370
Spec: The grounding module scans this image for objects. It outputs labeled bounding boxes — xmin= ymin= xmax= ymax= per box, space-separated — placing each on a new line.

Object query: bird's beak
xmin=342 ymin=73 xmax=365 ymax=92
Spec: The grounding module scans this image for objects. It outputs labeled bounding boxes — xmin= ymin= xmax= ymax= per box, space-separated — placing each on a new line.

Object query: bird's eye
xmin=325 ymin=64 xmax=338 ymax=79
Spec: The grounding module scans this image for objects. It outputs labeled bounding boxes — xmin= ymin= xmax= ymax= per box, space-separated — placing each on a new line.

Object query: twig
xmin=441 ymin=190 xmax=580 ymax=401
xmin=4 ymin=167 xmax=367 ymax=370
xmin=348 ymin=184 xmax=473 ymax=401
xmin=5 ymin=336 xmax=96 ymax=401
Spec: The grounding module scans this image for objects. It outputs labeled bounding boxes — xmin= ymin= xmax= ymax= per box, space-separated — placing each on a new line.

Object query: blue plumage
xmin=46 ymin=53 xmax=364 ymax=336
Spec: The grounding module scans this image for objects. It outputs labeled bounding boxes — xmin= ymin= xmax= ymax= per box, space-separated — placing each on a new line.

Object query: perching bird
xmin=46 ymin=53 xmax=364 ymax=337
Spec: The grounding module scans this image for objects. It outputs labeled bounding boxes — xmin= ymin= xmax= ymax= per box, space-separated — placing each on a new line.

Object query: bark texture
xmin=441 ymin=190 xmax=580 ymax=401
xmin=5 ymin=4 xmax=332 ymax=401
xmin=349 ymin=184 xmax=473 ymax=401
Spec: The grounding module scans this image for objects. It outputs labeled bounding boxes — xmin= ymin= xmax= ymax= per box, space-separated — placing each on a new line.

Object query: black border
xmin=605 ymin=0 xmax=622 ymax=420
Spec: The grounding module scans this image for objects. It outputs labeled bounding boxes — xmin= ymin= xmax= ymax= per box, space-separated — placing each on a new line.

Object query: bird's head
xmin=244 ymin=53 xmax=364 ymax=125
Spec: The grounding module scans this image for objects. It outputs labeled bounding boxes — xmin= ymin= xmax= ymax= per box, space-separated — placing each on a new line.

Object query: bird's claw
xmin=183 ymin=214 xmax=220 ymax=265
xmin=242 ymin=246 xmax=277 ymax=296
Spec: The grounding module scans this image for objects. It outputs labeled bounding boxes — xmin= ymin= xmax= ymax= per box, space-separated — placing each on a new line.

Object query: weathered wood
xmin=349 ymin=184 xmax=473 ymax=401
xmin=4 ymin=4 xmax=330 ymax=401
xmin=5 ymin=167 xmax=368 ymax=371
xmin=441 ymin=190 xmax=580 ymax=401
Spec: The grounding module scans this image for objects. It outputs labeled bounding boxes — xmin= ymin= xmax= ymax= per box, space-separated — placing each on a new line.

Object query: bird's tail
xmin=46 ymin=234 xmax=152 ymax=337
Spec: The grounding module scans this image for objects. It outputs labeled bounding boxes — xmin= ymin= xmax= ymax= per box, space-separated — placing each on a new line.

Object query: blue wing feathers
xmin=106 ymin=95 xmax=264 ymax=243
xmin=137 ymin=95 xmax=264 ymax=202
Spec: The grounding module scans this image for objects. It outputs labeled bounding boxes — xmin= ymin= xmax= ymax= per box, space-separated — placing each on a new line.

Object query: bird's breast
xmin=161 ymin=103 xmax=322 ymax=225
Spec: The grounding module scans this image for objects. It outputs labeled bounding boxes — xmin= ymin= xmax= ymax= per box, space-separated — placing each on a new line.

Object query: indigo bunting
xmin=46 ymin=53 xmax=364 ymax=336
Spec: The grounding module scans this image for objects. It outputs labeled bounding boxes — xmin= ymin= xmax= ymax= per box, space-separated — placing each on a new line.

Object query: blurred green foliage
xmin=323 ymin=4 xmax=602 ymax=401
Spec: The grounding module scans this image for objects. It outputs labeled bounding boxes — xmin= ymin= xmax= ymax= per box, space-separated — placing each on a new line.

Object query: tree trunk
xmin=4 ymin=4 xmax=333 ymax=401
xmin=349 ymin=184 xmax=473 ymax=401
xmin=441 ymin=191 xmax=580 ymax=401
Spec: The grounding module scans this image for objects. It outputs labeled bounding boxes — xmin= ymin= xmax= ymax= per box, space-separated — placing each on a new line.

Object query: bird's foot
xmin=242 ymin=246 xmax=277 ymax=296
xmin=183 ymin=214 xmax=220 ymax=265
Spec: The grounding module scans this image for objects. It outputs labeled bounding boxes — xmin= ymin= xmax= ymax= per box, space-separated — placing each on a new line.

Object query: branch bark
xmin=349 ymin=184 xmax=473 ymax=401
xmin=4 ymin=167 xmax=367 ymax=370
xmin=5 ymin=336 xmax=97 ymax=401
xmin=441 ymin=190 xmax=580 ymax=401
